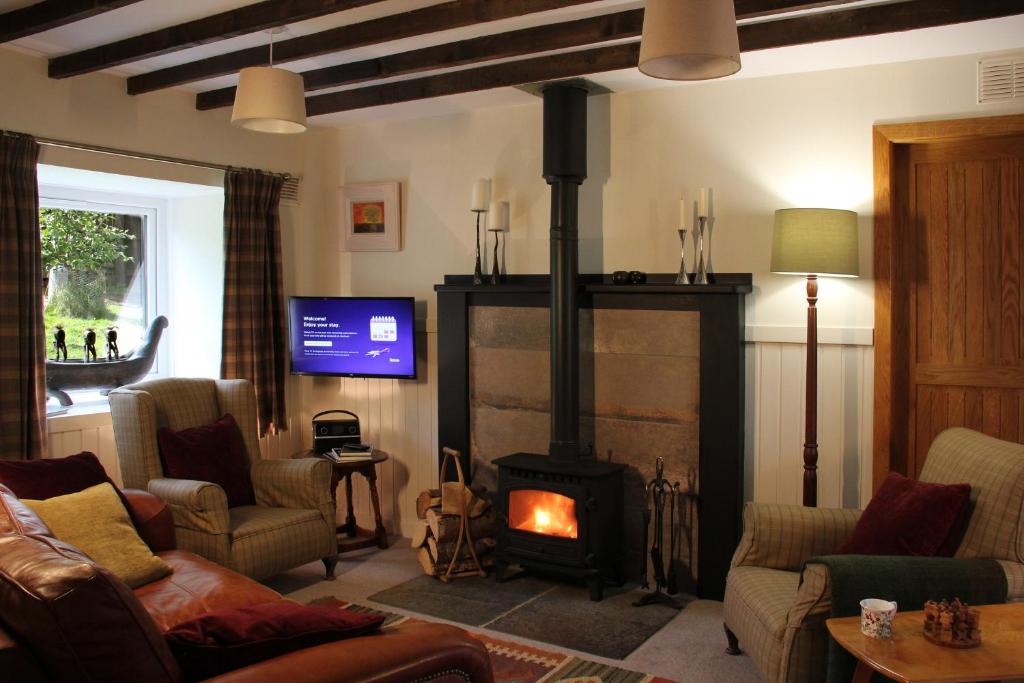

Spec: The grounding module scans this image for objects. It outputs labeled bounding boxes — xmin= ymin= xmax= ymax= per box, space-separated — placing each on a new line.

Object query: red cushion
xmin=837 ymin=472 xmax=971 ymax=556
xmin=164 ymin=602 xmax=384 ymax=681
xmin=157 ymin=414 xmax=255 ymax=508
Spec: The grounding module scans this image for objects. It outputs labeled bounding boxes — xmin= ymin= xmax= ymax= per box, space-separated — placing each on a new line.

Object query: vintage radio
xmin=311 ymin=410 xmax=361 ymax=453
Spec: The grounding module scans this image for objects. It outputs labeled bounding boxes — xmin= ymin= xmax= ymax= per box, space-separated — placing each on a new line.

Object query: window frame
xmin=38 ymin=185 xmax=170 ymax=388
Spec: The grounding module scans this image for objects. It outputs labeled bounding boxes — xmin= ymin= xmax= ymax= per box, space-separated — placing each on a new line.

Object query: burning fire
xmin=509 ymin=489 xmax=578 ymax=539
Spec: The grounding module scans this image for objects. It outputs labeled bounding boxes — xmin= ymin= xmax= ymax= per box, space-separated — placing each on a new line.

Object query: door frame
xmin=873 ymin=113 xmax=1024 ymax=491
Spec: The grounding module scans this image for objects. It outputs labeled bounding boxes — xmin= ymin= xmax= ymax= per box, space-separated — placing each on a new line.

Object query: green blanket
xmin=803 ymin=555 xmax=1008 ymax=683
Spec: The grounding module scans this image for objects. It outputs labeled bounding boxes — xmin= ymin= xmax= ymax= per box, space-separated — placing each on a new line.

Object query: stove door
xmin=499 ymin=483 xmax=588 ymax=567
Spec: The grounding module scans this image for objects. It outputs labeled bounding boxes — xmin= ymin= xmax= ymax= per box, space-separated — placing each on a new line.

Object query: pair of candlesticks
xmin=472 ymin=208 xmax=508 ymax=285
xmin=676 ymin=213 xmax=716 ymax=285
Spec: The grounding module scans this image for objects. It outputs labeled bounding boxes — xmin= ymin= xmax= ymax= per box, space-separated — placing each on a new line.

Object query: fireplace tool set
xmin=635 ymin=457 xmax=696 ymax=609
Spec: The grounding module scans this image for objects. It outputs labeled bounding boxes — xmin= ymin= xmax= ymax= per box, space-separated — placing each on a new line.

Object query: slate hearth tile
xmin=594 ymin=309 xmax=699 ymax=357
xmin=367 ymin=574 xmax=553 ymax=626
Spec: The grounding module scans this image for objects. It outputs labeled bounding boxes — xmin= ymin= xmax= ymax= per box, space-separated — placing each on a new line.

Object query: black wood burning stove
xmin=495 ymin=453 xmax=624 ymax=600
xmin=493 ymin=82 xmax=625 ymax=601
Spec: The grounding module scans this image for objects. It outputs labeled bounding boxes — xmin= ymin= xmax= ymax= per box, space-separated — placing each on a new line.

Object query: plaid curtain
xmin=0 ymin=133 xmax=45 ymax=460
xmin=221 ymin=170 xmax=288 ymax=437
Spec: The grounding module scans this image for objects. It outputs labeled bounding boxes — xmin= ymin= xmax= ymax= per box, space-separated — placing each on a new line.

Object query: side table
xmin=294 ymin=449 xmax=390 ymax=554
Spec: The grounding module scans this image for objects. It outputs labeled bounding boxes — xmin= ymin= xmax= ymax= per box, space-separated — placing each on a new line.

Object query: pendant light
xmin=639 ymin=0 xmax=741 ymax=81
xmin=231 ymin=29 xmax=307 ymax=134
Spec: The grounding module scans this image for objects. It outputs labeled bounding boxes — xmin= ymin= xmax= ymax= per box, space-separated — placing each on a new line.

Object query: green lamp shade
xmin=770 ymin=208 xmax=860 ymax=278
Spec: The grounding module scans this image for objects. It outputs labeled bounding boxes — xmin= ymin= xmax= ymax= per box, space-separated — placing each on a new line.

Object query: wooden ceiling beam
xmin=196 ymin=9 xmax=646 ymax=110
xmin=0 ymin=0 xmax=142 ymax=44
xmin=126 ymin=0 xmax=600 ymax=95
xmin=131 ymin=0 xmax=862 ymax=96
xmin=302 ymin=0 xmax=1024 ymax=117
xmin=47 ymin=0 xmax=384 ymax=79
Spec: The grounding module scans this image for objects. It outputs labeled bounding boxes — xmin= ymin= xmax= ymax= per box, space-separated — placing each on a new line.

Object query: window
xmin=40 ymin=187 xmax=166 ymax=407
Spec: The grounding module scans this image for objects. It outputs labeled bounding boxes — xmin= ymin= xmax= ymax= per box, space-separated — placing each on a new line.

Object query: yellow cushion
xmin=23 ymin=482 xmax=172 ymax=588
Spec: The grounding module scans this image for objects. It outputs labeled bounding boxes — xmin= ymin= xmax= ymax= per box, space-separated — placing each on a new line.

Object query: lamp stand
xmin=803 ymin=274 xmax=818 ymax=507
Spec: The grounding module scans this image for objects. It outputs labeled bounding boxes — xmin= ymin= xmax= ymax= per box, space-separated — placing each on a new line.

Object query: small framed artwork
xmin=341 ymin=181 xmax=401 ymax=251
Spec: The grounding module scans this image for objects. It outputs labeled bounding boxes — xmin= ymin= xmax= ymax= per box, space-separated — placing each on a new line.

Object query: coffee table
xmin=826 ymin=602 xmax=1024 ymax=683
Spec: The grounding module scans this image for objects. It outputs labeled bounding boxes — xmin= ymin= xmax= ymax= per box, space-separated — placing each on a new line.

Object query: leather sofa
xmin=0 ymin=483 xmax=493 ymax=683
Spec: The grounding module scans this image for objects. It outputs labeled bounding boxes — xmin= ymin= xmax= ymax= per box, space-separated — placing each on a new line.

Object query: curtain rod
xmin=2 ymin=130 xmax=291 ymax=179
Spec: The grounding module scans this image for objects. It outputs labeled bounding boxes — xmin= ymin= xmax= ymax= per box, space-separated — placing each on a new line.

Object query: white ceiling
xmin=3 ymin=0 xmax=1024 ymax=127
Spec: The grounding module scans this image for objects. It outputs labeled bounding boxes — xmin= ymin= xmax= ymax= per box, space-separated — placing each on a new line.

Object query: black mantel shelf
xmin=434 ymin=273 xmax=752 ymax=295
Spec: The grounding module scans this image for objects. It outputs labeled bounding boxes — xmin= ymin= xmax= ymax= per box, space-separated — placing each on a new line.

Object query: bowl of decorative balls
xmin=923 ymin=599 xmax=982 ymax=648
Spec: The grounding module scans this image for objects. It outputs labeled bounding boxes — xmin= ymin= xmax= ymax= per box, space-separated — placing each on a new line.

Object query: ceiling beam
xmin=125 ymin=0 xmax=600 ymax=95
xmin=196 ymin=9 xmax=646 ymax=110
xmin=130 ymin=0 xmax=861 ymax=96
xmin=47 ymin=0 xmax=385 ymax=79
xmin=302 ymin=0 xmax=1024 ymax=117
xmin=0 ymin=0 xmax=142 ymax=44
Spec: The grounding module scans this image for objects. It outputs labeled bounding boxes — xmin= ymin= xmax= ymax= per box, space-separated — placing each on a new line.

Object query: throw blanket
xmin=804 ymin=555 xmax=1008 ymax=683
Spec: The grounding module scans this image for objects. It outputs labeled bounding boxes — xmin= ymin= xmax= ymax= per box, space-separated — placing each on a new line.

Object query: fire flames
xmin=508 ymin=489 xmax=578 ymax=539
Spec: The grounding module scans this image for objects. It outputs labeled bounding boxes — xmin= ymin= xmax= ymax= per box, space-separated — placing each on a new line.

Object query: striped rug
xmin=310 ymin=597 xmax=675 ymax=683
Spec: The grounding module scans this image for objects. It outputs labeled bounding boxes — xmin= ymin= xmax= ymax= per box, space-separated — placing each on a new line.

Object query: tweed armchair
xmin=109 ymin=378 xmax=338 ymax=581
xmin=723 ymin=427 xmax=1024 ymax=683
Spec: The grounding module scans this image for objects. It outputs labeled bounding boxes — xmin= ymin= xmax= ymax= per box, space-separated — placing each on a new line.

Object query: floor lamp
xmin=770 ymin=208 xmax=859 ymax=507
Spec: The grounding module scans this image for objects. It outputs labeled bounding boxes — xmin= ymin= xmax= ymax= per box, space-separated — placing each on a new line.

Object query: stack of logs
xmin=412 ymin=483 xmax=497 ymax=578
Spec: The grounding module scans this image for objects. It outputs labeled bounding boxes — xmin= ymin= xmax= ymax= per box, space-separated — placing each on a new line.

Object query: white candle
xmin=698 ymin=188 xmax=709 ymax=218
xmin=488 ymin=201 xmax=510 ymax=231
xmin=679 ymin=197 xmax=687 ymax=228
xmin=471 ymin=178 xmax=491 ymax=212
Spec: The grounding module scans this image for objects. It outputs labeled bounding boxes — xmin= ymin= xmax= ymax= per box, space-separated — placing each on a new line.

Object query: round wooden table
xmin=294 ymin=449 xmax=389 ymax=554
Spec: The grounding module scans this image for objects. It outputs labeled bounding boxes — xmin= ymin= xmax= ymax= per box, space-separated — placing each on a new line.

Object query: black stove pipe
xmin=543 ymin=84 xmax=587 ymax=462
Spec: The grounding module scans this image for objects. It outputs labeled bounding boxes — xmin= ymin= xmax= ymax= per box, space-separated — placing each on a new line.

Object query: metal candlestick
xmin=705 ymin=216 xmax=716 ymax=284
xmin=675 ymin=228 xmax=690 ymax=285
xmin=501 ymin=231 xmax=507 ymax=276
xmin=488 ymin=229 xmax=502 ymax=284
xmin=692 ymin=216 xmax=709 ymax=285
xmin=472 ymin=210 xmax=485 ymax=285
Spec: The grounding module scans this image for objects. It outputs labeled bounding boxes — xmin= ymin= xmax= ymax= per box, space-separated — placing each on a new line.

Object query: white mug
xmin=860 ymin=598 xmax=897 ymax=639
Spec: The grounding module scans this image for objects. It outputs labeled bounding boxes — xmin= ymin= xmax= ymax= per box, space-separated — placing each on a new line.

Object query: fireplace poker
xmin=639 ymin=481 xmax=652 ymax=590
xmin=666 ymin=481 xmax=680 ymax=595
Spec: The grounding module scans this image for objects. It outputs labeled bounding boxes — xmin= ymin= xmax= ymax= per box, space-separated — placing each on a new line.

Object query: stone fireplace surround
xmin=436 ymin=273 xmax=749 ymax=600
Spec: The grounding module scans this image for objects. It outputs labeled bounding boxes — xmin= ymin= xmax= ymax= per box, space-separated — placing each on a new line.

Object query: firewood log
xmin=427 ymin=535 xmax=497 ymax=566
xmin=417 ymin=547 xmax=494 ymax=578
xmin=410 ymin=520 xmax=429 ymax=549
xmin=426 ymin=506 xmax=496 ymax=543
xmin=416 ymin=490 xmax=442 ymax=519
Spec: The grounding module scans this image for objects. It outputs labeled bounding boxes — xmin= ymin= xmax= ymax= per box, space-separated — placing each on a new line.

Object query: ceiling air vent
xmin=280 ymin=175 xmax=301 ymax=206
xmin=978 ymin=53 xmax=1024 ymax=104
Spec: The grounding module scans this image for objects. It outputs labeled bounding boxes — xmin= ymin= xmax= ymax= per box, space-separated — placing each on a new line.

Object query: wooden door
xmin=898 ymin=133 xmax=1024 ymax=477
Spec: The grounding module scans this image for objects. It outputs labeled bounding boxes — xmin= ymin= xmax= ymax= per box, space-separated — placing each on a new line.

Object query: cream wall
xmin=313 ymin=52 xmax=1024 ymax=522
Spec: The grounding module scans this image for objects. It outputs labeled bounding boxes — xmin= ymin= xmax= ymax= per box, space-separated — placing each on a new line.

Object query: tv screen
xmin=288 ymin=297 xmax=417 ymax=379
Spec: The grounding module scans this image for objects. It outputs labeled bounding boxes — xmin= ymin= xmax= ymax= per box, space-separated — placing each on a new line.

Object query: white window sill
xmin=47 ymin=398 xmax=112 ymax=431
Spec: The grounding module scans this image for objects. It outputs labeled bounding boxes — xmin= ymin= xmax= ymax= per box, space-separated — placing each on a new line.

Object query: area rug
xmin=311 ymin=597 xmax=675 ymax=683
xmin=366 ymin=574 xmax=685 ymax=660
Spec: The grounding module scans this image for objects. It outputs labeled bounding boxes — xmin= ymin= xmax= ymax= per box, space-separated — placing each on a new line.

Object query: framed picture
xmin=341 ymin=181 xmax=401 ymax=251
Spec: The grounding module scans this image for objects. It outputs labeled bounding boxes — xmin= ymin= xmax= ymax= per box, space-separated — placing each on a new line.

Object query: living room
xmin=2 ymin=1 xmax=1024 ymax=682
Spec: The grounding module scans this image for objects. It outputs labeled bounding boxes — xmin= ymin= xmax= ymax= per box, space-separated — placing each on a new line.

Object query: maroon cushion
xmin=164 ymin=602 xmax=384 ymax=681
xmin=837 ymin=472 xmax=971 ymax=556
xmin=157 ymin=414 xmax=255 ymax=508
xmin=0 ymin=451 xmax=115 ymax=500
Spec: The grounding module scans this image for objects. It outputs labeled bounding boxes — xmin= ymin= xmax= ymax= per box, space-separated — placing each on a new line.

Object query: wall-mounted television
xmin=288 ymin=296 xmax=417 ymax=379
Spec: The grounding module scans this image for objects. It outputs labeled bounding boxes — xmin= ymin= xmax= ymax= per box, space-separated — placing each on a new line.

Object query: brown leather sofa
xmin=0 ymin=484 xmax=493 ymax=683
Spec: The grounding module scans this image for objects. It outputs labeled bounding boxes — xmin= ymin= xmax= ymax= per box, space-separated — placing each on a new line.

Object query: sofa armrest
xmin=251 ymin=458 xmax=334 ymax=530
xmin=122 ymin=488 xmax=176 ymax=552
xmin=0 ymin=624 xmax=48 ymax=683
xmin=730 ymin=503 xmax=861 ymax=571
xmin=148 ymin=478 xmax=230 ymax=536
xmin=204 ymin=623 xmax=493 ymax=683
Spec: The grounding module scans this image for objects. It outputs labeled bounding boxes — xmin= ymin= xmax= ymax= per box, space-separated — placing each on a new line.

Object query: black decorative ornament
xmin=611 ymin=270 xmax=630 ymax=285
xmin=629 ymin=270 xmax=647 ymax=284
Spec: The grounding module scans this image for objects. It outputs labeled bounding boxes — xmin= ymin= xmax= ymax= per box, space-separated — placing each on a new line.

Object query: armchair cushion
xmin=251 ymin=457 xmax=335 ymax=530
xmin=23 ymin=483 xmax=172 ymax=589
xmin=836 ymin=472 xmax=970 ymax=556
xmin=165 ymin=602 xmax=384 ymax=681
xmin=730 ymin=503 xmax=861 ymax=572
xmin=158 ymin=414 xmax=255 ymax=508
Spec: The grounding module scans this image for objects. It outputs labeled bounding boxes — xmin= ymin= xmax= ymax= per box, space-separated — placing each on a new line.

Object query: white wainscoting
xmin=746 ymin=336 xmax=874 ymax=510
xmin=44 ymin=327 xmax=870 ymax=545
